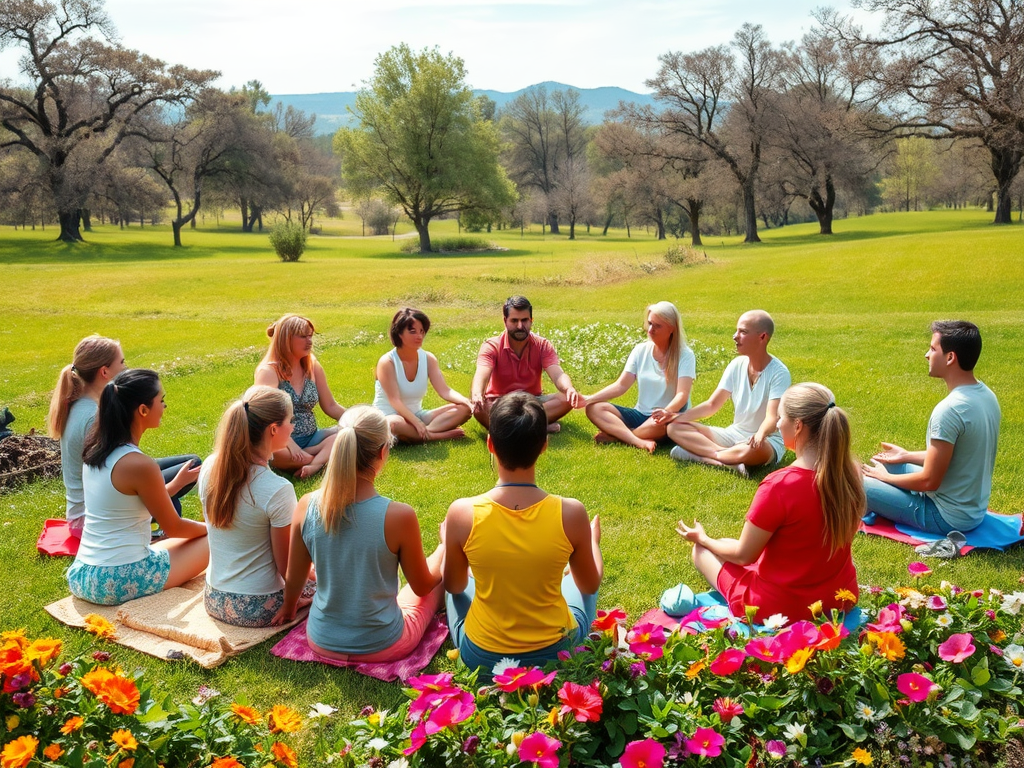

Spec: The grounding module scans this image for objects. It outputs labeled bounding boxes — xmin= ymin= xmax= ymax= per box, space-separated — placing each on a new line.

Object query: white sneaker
xmin=731 ymin=463 xmax=749 ymax=479
xmin=670 ymin=446 xmax=698 ymax=462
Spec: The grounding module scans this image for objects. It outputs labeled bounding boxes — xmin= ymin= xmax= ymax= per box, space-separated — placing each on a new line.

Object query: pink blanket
xmin=270 ymin=613 xmax=449 ymax=682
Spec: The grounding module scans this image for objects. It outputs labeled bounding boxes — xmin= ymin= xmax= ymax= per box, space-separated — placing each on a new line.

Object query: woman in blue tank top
xmin=272 ymin=406 xmax=444 ymax=661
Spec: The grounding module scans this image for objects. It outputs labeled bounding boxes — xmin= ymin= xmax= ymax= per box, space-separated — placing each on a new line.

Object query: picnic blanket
xmin=270 ymin=614 xmax=449 ymax=682
xmin=859 ymin=511 xmax=1024 ymax=555
xmin=44 ymin=576 xmax=305 ymax=668
xmin=36 ymin=518 xmax=80 ymax=557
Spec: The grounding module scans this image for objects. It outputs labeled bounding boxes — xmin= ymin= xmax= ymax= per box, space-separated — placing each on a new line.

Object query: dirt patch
xmin=0 ymin=433 xmax=62 ymax=491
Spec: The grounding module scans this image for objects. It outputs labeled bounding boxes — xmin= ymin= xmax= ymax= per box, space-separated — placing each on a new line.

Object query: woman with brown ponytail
xmin=48 ymin=336 xmax=126 ymax=537
xmin=199 ymin=386 xmax=313 ymax=627
xmin=676 ymin=383 xmax=865 ymax=623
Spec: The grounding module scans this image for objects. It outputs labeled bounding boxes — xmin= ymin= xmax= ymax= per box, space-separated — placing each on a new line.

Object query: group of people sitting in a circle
xmin=47 ymin=297 xmax=1000 ymax=675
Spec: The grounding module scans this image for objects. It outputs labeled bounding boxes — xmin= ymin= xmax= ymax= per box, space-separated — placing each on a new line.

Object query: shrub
xmin=269 ymin=221 xmax=307 ymax=262
xmin=400 ymin=236 xmax=493 ymax=254
xmin=665 ymin=243 xmax=707 ymax=266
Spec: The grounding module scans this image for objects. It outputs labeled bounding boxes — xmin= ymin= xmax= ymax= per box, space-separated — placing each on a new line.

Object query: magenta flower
xmin=622 ymin=738 xmax=667 ymax=768
xmin=908 ymin=561 xmax=932 ymax=578
xmin=775 ymin=621 xmax=821 ymax=658
xmin=519 ymin=732 xmax=561 ymax=768
xmin=897 ymin=672 xmax=936 ymax=703
xmin=404 ymin=687 xmax=475 ymax=754
xmin=408 ymin=672 xmax=454 ymax=692
xmin=866 ymin=604 xmax=906 ymax=633
xmin=745 ymin=635 xmax=785 ymax=664
xmin=626 ymin=622 xmax=667 ymax=660
xmin=938 ymin=633 xmax=977 ymax=663
xmin=686 ymin=727 xmax=726 ymax=758
xmin=557 ymin=681 xmax=603 ymax=723
xmin=927 ymin=595 xmax=948 ymax=611
xmin=710 ymin=647 xmax=747 ymax=675
xmin=493 ymin=666 xmax=557 ymax=692
xmin=765 ymin=739 xmax=787 ymax=759
xmin=713 ymin=697 xmax=744 ymax=721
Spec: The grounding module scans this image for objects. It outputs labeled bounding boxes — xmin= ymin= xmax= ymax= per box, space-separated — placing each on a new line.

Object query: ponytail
xmin=206 ymin=386 xmax=292 ymax=529
xmin=84 ymin=369 xmax=161 ymax=468
xmin=47 ymin=335 xmax=120 ymax=438
xmin=781 ymin=383 xmax=865 ymax=555
xmin=317 ymin=405 xmax=391 ymax=533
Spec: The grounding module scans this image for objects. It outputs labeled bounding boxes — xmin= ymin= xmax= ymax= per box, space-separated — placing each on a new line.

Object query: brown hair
xmin=389 ymin=307 xmax=431 ymax=347
xmin=781 ymin=383 xmax=865 ymax=555
xmin=47 ymin=335 xmax=121 ymax=439
xmin=318 ymin=405 xmax=393 ymax=533
xmin=261 ymin=314 xmax=315 ymax=380
xmin=205 ymin=386 xmax=293 ymax=529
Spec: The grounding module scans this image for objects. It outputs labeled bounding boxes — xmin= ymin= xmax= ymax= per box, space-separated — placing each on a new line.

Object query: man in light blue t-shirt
xmin=863 ymin=320 xmax=1001 ymax=533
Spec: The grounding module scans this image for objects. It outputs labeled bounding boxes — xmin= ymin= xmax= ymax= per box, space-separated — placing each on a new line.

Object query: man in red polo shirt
xmin=471 ymin=296 xmax=580 ymax=432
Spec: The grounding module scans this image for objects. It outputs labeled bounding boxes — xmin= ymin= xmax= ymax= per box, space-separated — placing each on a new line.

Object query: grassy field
xmin=1 ymin=209 xmax=1022 ymax=724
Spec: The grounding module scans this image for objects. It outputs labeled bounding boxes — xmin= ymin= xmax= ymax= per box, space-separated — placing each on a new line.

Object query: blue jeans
xmin=863 ymin=463 xmax=955 ymax=535
xmin=157 ymin=455 xmax=201 ymax=514
xmin=446 ymin=574 xmax=598 ymax=679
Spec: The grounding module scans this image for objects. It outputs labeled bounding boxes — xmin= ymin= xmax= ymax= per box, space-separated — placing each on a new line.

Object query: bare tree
xmin=0 ymin=0 xmax=216 ymax=242
xmin=820 ymin=1 xmax=1024 ymax=224
xmin=549 ymin=155 xmax=594 ymax=240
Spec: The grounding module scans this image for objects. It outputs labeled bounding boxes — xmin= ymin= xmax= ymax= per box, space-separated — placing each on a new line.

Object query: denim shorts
xmin=613 ymin=405 xmax=651 ymax=430
xmin=293 ymin=428 xmax=333 ymax=450
xmin=67 ymin=548 xmax=171 ymax=606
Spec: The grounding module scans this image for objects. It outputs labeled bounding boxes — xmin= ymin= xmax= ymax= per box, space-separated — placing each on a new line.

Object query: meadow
xmin=1 ymin=209 xmax=1022 ymax=725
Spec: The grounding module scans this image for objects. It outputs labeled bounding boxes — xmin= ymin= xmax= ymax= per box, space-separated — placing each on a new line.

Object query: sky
xmin=5 ymin=1 xmax=876 ymax=96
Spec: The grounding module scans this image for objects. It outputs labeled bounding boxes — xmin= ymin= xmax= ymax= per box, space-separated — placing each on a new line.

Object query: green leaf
xmin=837 ymin=722 xmax=868 ymax=742
xmin=971 ymin=663 xmax=991 ymax=687
xmin=755 ymin=695 xmax=794 ymax=711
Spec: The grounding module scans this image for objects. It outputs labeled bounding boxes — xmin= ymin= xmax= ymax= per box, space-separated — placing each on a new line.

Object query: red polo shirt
xmin=478 ymin=331 xmax=559 ymax=396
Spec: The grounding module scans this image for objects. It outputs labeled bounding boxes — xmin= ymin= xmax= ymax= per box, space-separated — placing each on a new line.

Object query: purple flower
xmin=462 ymin=735 xmax=479 ymax=755
xmin=557 ymin=650 xmax=572 ymax=661
xmin=58 ymin=663 xmax=73 ymax=676
xmin=93 ymin=650 xmax=110 ymax=661
xmin=630 ymin=661 xmax=647 ymax=678
xmin=8 ymin=672 xmax=31 ymax=690
xmin=359 ymin=705 xmax=375 ymax=717
xmin=601 ymin=659 xmax=613 ymax=672
xmin=12 ymin=691 xmax=36 ymax=708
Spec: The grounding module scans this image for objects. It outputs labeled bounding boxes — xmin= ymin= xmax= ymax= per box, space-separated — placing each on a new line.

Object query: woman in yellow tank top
xmin=443 ymin=392 xmax=603 ymax=677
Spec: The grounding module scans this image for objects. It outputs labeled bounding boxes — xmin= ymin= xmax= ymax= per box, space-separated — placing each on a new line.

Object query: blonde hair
xmin=646 ymin=301 xmax=688 ymax=388
xmin=205 ymin=386 xmax=292 ymax=529
xmin=781 ymin=383 xmax=865 ymax=555
xmin=318 ymin=405 xmax=393 ymax=533
xmin=47 ymin=335 xmax=121 ymax=438
xmin=261 ymin=314 xmax=315 ymax=380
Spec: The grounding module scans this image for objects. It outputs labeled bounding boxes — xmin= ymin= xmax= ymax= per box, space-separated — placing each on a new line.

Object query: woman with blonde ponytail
xmin=199 ymin=386 xmax=312 ymax=627
xmin=48 ymin=336 xmax=125 ymax=537
xmin=272 ymin=406 xmax=445 ymax=662
xmin=677 ymin=383 xmax=864 ymax=623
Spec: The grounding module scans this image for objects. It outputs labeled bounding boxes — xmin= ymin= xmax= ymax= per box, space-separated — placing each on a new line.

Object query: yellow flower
xmin=0 ymin=630 xmax=27 ymax=648
xmin=4 ymin=716 xmax=18 ymax=732
xmin=852 ymin=747 xmax=873 ymax=765
xmin=230 ymin=703 xmax=261 ymax=725
xmin=367 ymin=711 xmax=381 ymax=727
xmin=267 ymin=704 xmax=302 ymax=734
xmin=547 ymin=707 xmax=560 ymax=727
xmin=61 ymin=716 xmax=85 ymax=735
xmin=866 ymin=631 xmax=906 ymax=662
xmin=446 ymin=648 xmax=460 ymax=661
xmin=527 ymin=692 xmax=539 ymax=707
xmin=112 ymin=730 xmax=138 ymax=752
xmin=685 ymin=660 xmax=706 ymax=679
xmin=1 ymin=735 xmax=38 ymax=768
xmin=835 ymin=588 xmax=858 ymax=604
xmin=808 ymin=600 xmax=823 ymax=617
xmin=786 ymin=647 xmax=814 ymax=674
xmin=25 ymin=638 xmax=62 ymax=666
xmin=83 ymin=614 xmax=117 ymax=640
xmin=511 ymin=732 xmax=526 ymax=748
xmin=43 ymin=744 xmax=64 ymax=761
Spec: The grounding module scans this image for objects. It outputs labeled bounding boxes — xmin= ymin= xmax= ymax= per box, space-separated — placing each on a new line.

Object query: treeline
xmin=2 ymin=1 xmax=1023 ymax=249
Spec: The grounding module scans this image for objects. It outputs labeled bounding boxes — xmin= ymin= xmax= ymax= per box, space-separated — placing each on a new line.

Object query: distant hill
xmin=270 ymin=82 xmax=657 ymax=136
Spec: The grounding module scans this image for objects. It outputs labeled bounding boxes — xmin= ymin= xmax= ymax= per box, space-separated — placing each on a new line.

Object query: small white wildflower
xmin=855 ymin=701 xmax=876 ymax=720
xmin=367 ymin=737 xmax=388 ymax=751
xmin=1003 ymin=644 xmax=1024 ymax=670
xmin=783 ymin=722 xmax=806 ymax=741
xmin=683 ymin=692 xmax=694 ymax=706
xmin=491 ymin=657 xmax=519 ymax=677
xmin=308 ymin=702 xmax=337 ymax=719
xmin=1000 ymin=592 xmax=1024 ymax=615
xmin=899 ymin=590 xmax=927 ymax=610
xmin=763 ymin=613 xmax=789 ymax=630
xmin=935 ymin=613 xmax=954 ymax=628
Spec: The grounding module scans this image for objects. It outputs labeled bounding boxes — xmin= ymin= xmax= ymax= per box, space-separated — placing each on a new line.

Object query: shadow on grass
xmin=359 ymin=248 xmax=534 ymax=261
xmin=750 ymin=216 xmax=1010 ymax=250
xmin=0 ymin=238 xmax=259 ymax=265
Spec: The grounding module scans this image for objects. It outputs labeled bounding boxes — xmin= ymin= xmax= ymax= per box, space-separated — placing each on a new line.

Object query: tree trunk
xmin=415 ymin=219 xmax=432 ymax=253
xmin=602 ymin=213 xmax=612 ymax=236
xmin=990 ymin=146 xmax=1022 ymax=225
xmin=688 ymin=200 xmax=703 ymax=247
xmin=807 ymin=176 xmax=835 ymax=235
xmin=568 ymin=216 xmax=576 ymax=240
xmin=240 ymin=199 xmax=250 ymax=232
xmin=81 ymin=209 xmax=92 ymax=231
xmin=741 ymin=181 xmax=761 ymax=243
xmin=172 ymin=220 xmax=182 ymax=247
xmin=547 ymin=210 xmax=560 ymax=235
xmin=655 ymin=208 xmax=666 ymax=240
xmin=56 ymin=209 xmax=84 ymax=242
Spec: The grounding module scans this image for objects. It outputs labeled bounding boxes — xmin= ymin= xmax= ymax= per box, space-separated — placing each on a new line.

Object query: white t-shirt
xmin=61 ymin=398 xmax=97 ymax=525
xmin=372 ymin=348 xmax=429 ymax=416
xmin=717 ymin=356 xmax=791 ymax=434
xmin=199 ymin=458 xmax=297 ymax=595
xmin=624 ymin=342 xmax=696 ymax=414
xmin=78 ymin=444 xmax=152 ymax=567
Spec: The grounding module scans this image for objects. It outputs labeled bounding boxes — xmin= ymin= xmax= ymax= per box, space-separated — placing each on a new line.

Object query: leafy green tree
xmin=335 ymin=44 xmax=515 ymax=253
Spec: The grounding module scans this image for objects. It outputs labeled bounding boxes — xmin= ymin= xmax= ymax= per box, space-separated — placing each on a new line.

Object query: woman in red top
xmin=677 ymin=383 xmax=865 ymax=624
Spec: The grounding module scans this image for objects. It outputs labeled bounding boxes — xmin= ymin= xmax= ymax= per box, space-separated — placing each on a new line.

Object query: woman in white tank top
xmin=372 ymin=308 xmax=472 ymax=443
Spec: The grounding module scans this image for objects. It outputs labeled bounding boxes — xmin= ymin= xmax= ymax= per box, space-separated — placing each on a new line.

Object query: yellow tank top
xmin=463 ymin=494 xmax=577 ymax=654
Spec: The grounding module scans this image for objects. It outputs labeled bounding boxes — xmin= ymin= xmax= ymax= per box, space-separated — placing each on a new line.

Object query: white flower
xmin=491 ymin=657 xmax=520 ymax=677
xmin=367 ymin=737 xmax=388 ymax=751
xmin=783 ymin=722 xmax=806 ymax=741
xmin=899 ymin=590 xmax=927 ymax=610
xmin=1003 ymin=644 xmax=1024 ymax=670
xmin=935 ymin=613 xmax=954 ymax=628
xmin=387 ymin=759 xmax=410 ymax=768
xmin=308 ymin=702 xmax=337 ymax=719
xmin=683 ymin=692 xmax=694 ymax=706
xmin=999 ymin=592 xmax=1024 ymax=615
xmin=855 ymin=701 xmax=876 ymax=720
xmin=763 ymin=613 xmax=789 ymax=630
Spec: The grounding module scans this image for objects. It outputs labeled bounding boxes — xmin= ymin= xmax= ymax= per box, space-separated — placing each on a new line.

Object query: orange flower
xmin=97 ymin=675 xmax=140 ymax=716
xmin=53 ymin=686 xmax=68 ymax=699
xmin=111 ymin=730 xmax=138 ymax=752
xmin=0 ymin=641 xmax=32 ymax=679
xmin=786 ymin=647 xmax=814 ymax=674
xmin=43 ymin=744 xmax=64 ymax=761
xmin=685 ymin=660 xmax=706 ymax=679
xmin=1 ymin=735 xmax=38 ymax=768
xmin=866 ymin=631 xmax=906 ymax=662
xmin=230 ymin=703 xmax=261 ymax=725
xmin=81 ymin=667 xmax=116 ymax=696
xmin=989 ymin=629 xmax=1007 ymax=643
xmin=835 ymin=588 xmax=858 ymax=604
xmin=271 ymin=742 xmax=298 ymax=768
xmin=117 ymin=760 xmax=135 ymax=768
xmin=61 ymin=716 xmax=85 ymax=735
xmin=83 ymin=614 xmax=117 ymax=640
xmin=267 ymin=704 xmax=302 ymax=734
xmin=210 ymin=758 xmax=245 ymax=768
xmin=0 ymin=630 xmax=27 ymax=648
xmin=25 ymin=638 xmax=62 ymax=666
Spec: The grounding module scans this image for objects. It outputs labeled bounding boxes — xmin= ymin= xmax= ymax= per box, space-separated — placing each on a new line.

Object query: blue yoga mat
xmin=666 ymin=589 xmax=863 ymax=636
xmin=896 ymin=511 xmax=1024 ymax=551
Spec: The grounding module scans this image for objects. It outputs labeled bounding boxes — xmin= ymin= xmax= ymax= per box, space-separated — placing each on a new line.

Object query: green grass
xmin=1 ymin=208 xmax=1022 ymax=724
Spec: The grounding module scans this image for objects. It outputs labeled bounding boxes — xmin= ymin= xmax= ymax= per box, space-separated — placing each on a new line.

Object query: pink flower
xmin=626 ymin=622 xmax=667 ymax=660
xmin=775 ymin=621 xmax=821 ymax=658
xmin=622 ymin=738 xmax=667 ymax=768
xmin=745 ymin=636 xmax=785 ymax=664
xmin=927 ymin=595 xmax=948 ymax=611
xmin=938 ymin=633 xmax=976 ymax=663
xmin=686 ymin=727 xmax=725 ymax=758
xmin=908 ymin=561 xmax=932 ymax=578
xmin=897 ymin=672 xmax=936 ymax=703
xmin=557 ymin=681 xmax=603 ymax=723
xmin=408 ymin=672 xmax=454 ymax=692
xmin=765 ymin=739 xmax=787 ymax=758
xmin=677 ymin=606 xmax=730 ymax=630
xmin=710 ymin=648 xmax=747 ymax=675
xmin=519 ymin=732 xmax=561 ymax=768
xmin=866 ymin=604 xmax=906 ymax=633
xmin=713 ymin=697 xmax=743 ymax=721
xmin=493 ymin=666 xmax=557 ymax=692
xmin=404 ymin=687 xmax=475 ymax=754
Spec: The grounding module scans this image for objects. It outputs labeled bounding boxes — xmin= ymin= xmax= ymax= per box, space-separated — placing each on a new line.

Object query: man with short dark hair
xmin=862 ymin=320 xmax=1001 ymax=533
xmin=470 ymin=296 xmax=580 ymax=432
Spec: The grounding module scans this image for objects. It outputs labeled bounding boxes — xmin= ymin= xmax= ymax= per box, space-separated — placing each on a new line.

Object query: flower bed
xmin=3 ymin=572 xmax=1023 ymax=767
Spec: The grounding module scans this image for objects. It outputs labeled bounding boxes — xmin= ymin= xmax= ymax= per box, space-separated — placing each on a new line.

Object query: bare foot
xmin=637 ymin=439 xmax=658 ymax=454
xmin=594 ymin=432 xmax=617 ymax=444
xmin=296 ymin=463 xmax=325 ymax=479
xmin=547 ymin=423 xmax=561 ymax=434
xmin=429 ymin=427 xmax=467 ymax=441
